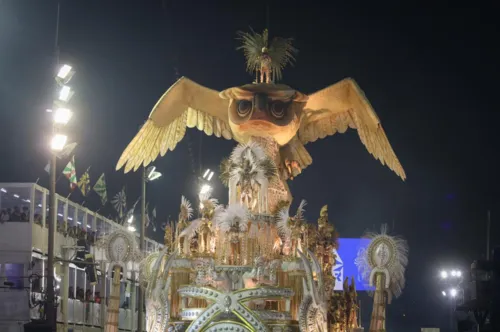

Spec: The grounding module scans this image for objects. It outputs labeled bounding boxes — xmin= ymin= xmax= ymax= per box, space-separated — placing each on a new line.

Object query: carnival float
xmin=113 ymin=28 xmax=409 ymax=332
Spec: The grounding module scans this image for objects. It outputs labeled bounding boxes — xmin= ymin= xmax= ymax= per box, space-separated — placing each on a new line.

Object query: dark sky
xmin=0 ymin=0 xmax=498 ymax=330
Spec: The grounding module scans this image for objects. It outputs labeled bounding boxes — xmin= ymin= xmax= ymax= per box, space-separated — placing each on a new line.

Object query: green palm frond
xmin=269 ymin=37 xmax=297 ymax=81
xmin=219 ymin=158 xmax=234 ymax=187
xmin=259 ymin=157 xmax=278 ymax=181
xmin=236 ymin=28 xmax=298 ymax=81
xmin=236 ymin=28 xmax=267 ymax=74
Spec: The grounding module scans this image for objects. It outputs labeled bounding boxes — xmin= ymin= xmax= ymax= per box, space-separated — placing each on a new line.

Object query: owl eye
xmin=237 ymin=100 xmax=252 ymax=117
xmin=270 ymin=101 xmax=286 ymax=119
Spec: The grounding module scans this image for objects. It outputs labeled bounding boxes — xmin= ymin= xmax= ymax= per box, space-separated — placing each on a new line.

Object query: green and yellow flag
xmin=78 ymin=167 xmax=91 ymax=196
xmin=93 ymin=173 xmax=107 ymax=205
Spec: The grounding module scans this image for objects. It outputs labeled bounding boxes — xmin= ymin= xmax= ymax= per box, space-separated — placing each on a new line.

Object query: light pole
xmin=46 ymin=64 xmax=75 ymax=331
xmin=137 ymin=165 xmax=162 ymax=332
xmin=439 ymin=268 xmax=464 ymax=331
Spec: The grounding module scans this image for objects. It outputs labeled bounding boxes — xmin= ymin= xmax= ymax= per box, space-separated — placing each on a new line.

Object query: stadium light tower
xmin=46 ymin=62 xmax=75 ymax=331
xmin=438 ymin=267 xmax=464 ymax=331
xmin=137 ymin=165 xmax=162 ymax=332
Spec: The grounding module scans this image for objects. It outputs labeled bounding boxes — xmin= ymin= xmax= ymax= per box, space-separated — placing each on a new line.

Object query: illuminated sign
xmin=332 ymin=238 xmax=373 ymax=291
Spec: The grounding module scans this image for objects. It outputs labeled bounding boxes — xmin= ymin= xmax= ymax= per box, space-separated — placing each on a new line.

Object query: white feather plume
xmin=180 ymin=195 xmax=193 ymax=220
xmin=215 ymin=204 xmax=249 ymax=233
xmin=178 ymin=219 xmax=202 ymax=239
xmin=230 ymin=141 xmax=266 ymax=162
xmin=198 ymin=191 xmax=219 ymax=207
xmin=277 ymin=207 xmax=291 ymax=238
xmin=295 ymin=199 xmax=307 ymax=221
xmin=228 ymin=142 xmax=276 ymax=187
xmin=276 ymin=199 xmax=307 ymax=240
xmin=355 ymin=224 xmax=409 ymax=299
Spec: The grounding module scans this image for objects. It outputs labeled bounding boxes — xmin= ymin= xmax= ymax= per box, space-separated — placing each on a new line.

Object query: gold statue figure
xmin=215 ymin=204 xmax=249 ymax=265
xmin=198 ymin=193 xmax=218 ymax=254
xmin=276 ymin=199 xmax=307 ymax=257
xmin=175 ymin=196 xmax=193 ymax=255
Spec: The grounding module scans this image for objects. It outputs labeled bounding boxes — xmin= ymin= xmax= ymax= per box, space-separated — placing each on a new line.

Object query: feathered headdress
xmin=221 ymin=142 xmax=277 ymax=186
xmin=220 ymin=142 xmax=277 ymax=211
xmin=236 ymin=28 xmax=297 ymax=82
xmin=355 ymin=224 xmax=409 ymax=300
xmin=276 ymin=199 xmax=307 ymax=239
xmin=179 ymin=195 xmax=193 ymax=221
xmin=199 ymin=191 xmax=219 ymax=219
xmin=215 ymin=204 xmax=249 ymax=233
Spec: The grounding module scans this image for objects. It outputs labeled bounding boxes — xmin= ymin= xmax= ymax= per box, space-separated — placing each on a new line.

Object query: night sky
xmin=0 ymin=1 xmax=498 ymax=330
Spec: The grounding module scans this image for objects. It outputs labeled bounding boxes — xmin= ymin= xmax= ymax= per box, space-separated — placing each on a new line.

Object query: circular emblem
xmin=367 ymin=236 xmax=397 ymax=270
xmin=106 ymin=231 xmax=134 ymax=263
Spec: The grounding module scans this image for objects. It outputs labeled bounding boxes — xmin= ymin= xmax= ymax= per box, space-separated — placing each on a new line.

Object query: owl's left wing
xmin=298 ymin=78 xmax=406 ymax=180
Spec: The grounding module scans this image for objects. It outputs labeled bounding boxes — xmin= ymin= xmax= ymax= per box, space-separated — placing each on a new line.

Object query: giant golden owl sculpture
xmin=116 ymin=29 xmax=405 ymax=208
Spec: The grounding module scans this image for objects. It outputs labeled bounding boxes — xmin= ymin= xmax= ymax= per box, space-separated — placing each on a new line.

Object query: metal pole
xmin=62 ymin=248 xmax=69 ymax=332
xmin=46 ymin=2 xmax=61 ymax=330
xmin=100 ymin=261 xmax=106 ymax=332
xmin=130 ymin=271 xmax=137 ymax=331
xmin=46 ymin=152 xmax=57 ymax=331
xmin=358 ymin=299 xmax=361 ymax=328
xmin=137 ymin=167 xmax=146 ymax=332
xmin=487 ymin=210 xmax=491 ymax=260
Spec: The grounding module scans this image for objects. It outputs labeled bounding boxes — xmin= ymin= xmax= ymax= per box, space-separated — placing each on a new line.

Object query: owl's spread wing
xmin=116 ymin=77 xmax=232 ymax=172
xmin=298 ymin=78 xmax=406 ymax=180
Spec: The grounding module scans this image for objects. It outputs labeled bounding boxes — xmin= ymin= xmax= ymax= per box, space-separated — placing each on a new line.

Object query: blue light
xmin=332 ymin=238 xmax=374 ymax=291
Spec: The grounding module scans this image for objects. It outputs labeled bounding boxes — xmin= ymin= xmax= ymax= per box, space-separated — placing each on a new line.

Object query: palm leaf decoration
xmin=236 ymin=28 xmax=298 ymax=82
xmin=219 ymin=157 xmax=235 ymax=187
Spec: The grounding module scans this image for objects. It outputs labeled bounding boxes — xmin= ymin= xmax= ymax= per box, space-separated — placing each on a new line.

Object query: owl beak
xmin=252 ymin=93 xmax=268 ymax=120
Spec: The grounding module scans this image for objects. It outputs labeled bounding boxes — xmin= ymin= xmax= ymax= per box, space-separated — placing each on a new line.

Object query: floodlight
xmin=456 ymin=270 xmax=462 ymax=277
xmin=127 ymin=225 xmax=136 ymax=232
xmin=146 ymin=166 xmax=162 ymax=181
xmin=50 ymin=134 xmax=68 ymax=151
xmin=56 ymin=64 xmax=72 ymax=80
xmin=451 ymin=270 xmax=457 ymax=277
xmin=127 ymin=215 xmax=134 ymax=224
xmin=442 ymin=291 xmax=446 ymax=297
xmin=207 ymin=171 xmax=214 ymax=181
xmin=58 ymin=85 xmax=74 ymax=102
xmin=203 ymin=169 xmax=210 ymax=178
xmin=440 ymin=270 xmax=448 ymax=279
xmin=450 ymin=288 xmax=458 ymax=297
xmin=53 ymin=108 xmax=72 ymax=125
xmin=200 ymin=184 xmax=212 ymax=195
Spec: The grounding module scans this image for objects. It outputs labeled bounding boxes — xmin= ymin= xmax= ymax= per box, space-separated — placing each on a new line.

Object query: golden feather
xmin=116 ymin=77 xmax=232 ymax=172
xmin=298 ymin=78 xmax=406 ymax=180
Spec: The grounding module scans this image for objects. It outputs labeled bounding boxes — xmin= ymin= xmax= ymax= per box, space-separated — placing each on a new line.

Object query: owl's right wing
xmin=116 ymin=77 xmax=233 ymax=173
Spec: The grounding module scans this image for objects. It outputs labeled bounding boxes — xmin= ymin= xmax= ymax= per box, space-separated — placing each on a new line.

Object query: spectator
xmin=34 ymin=214 xmax=42 ymax=225
xmin=10 ymin=206 xmax=22 ymax=221
xmin=21 ymin=206 xmax=29 ymax=221
xmin=94 ymin=292 xmax=101 ymax=304
xmin=85 ymin=289 xmax=93 ymax=302
xmin=76 ymin=287 xmax=84 ymax=301
xmin=0 ymin=209 xmax=9 ymax=222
